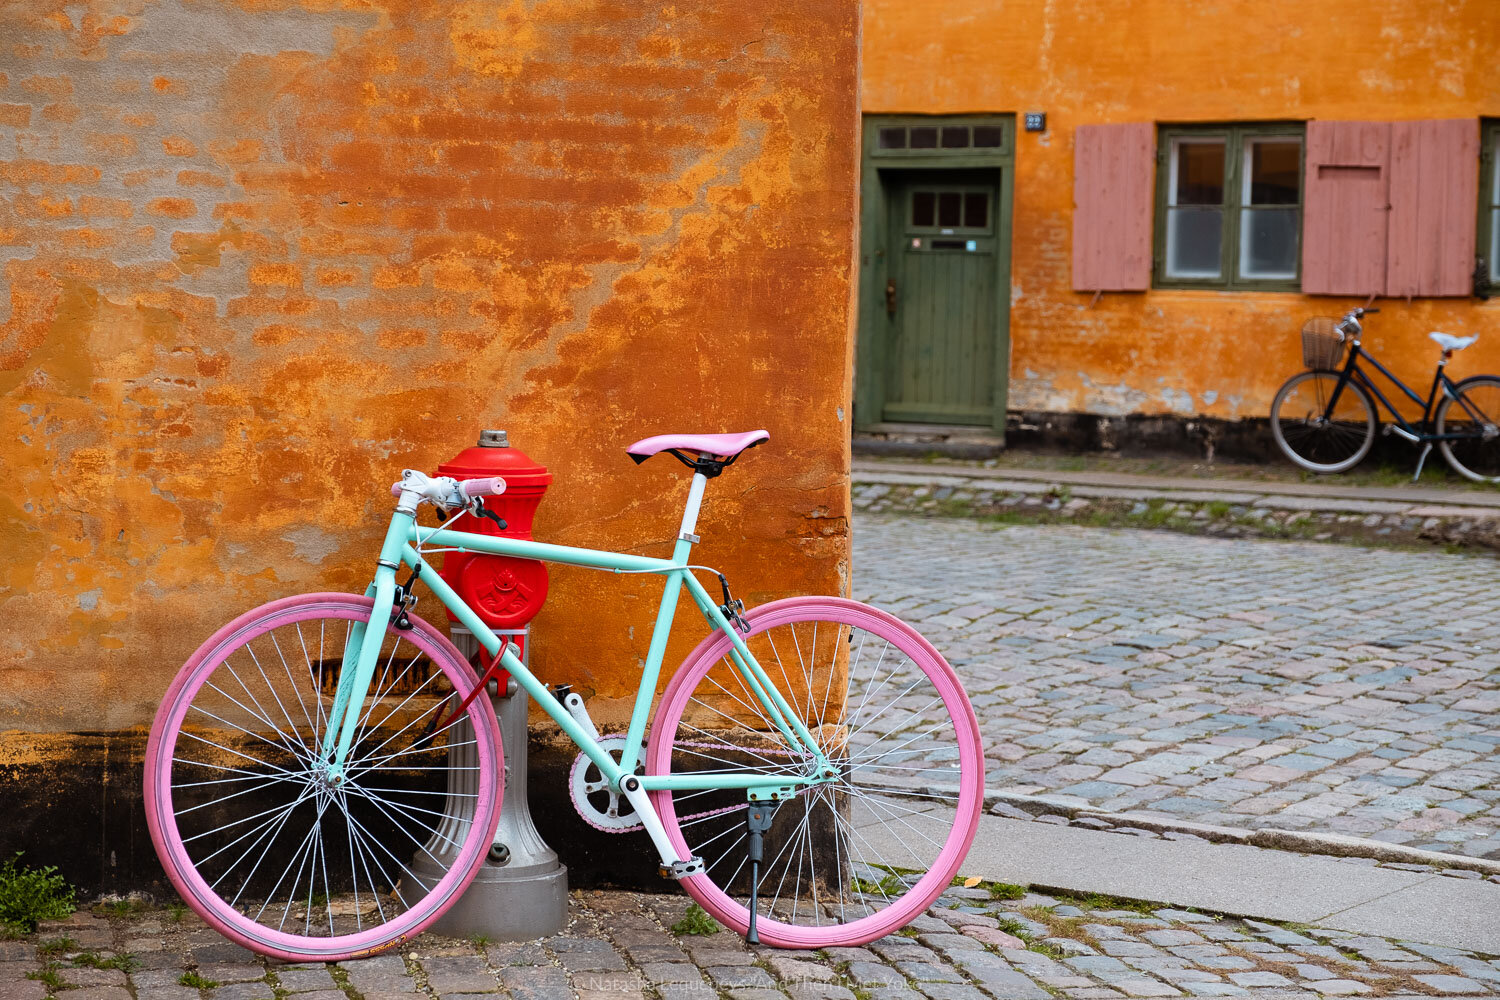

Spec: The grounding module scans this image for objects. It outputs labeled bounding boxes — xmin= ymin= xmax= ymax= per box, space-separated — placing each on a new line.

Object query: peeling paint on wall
xmin=0 ymin=0 xmax=860 ymax=736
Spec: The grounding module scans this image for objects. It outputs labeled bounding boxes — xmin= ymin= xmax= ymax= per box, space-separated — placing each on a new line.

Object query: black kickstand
xmin=744 ymin=804 xmax=774 ymax=944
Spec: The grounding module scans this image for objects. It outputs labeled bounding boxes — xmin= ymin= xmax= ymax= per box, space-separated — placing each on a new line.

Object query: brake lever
xmin=469 ymin=497 xmax=507 ymax=531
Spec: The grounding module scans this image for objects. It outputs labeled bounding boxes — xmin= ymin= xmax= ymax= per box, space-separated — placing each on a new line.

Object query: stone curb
xmin=855 ymin=469 xmax=1497 ymax=518
xmin=853 ymin=457 xmax=1500 ymax=509
xmin=979 ymin=788 xmax=1500 ymax=879
xmin=853 ymin=474 xmax=1500 ymax=551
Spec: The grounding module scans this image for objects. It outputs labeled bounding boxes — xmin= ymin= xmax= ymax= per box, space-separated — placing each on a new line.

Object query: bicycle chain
xmin=570 ymin=736 xmax=824 ymax=834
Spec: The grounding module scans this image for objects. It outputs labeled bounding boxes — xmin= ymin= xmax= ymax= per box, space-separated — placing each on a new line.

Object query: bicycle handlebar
xmin=388 ymin=471 xmax=507 ymax=505
xmin=458 ymin=477 xmax=507 ymax=499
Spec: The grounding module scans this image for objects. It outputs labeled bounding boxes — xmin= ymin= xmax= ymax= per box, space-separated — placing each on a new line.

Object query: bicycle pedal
xmin=658 ymin=857 xmax=705 ymax=880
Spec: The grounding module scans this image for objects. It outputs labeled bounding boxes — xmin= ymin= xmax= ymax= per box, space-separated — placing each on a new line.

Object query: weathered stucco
xmin=863 ymin=0 xmax=1500 ymax=422
xmin=1 ymin=0 xmax=859 ymax=747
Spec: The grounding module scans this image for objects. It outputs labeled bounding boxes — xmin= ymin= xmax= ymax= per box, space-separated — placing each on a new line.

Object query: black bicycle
xmin=1270 ymin=307 xmax=1500 ymax=482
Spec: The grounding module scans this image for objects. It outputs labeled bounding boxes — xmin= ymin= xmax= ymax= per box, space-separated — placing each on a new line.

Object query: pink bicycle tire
xmin=144 ymin=593 xmax=501 ymax=962
xmin=646 ymin=596 xmax=984 ymax=948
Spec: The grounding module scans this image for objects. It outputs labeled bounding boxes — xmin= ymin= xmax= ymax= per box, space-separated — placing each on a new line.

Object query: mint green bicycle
xmin=144 ymin=431 xmax=983 ymax=961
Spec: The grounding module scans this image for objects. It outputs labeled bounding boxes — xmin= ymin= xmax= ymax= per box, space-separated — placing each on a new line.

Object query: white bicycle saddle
xmin=1430 ymin=332 xmax=1478 ymax=352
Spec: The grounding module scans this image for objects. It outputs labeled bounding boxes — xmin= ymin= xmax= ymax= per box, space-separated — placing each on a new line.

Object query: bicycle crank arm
xmin=618 ymin=776 xmax=700 ymax=876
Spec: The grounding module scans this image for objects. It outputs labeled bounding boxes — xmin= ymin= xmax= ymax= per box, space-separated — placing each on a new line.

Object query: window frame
xmin=1481 ymin=119 xmax=1499 ymax=293
xmin=1152 ymin=122 xmax=1306 ymax=291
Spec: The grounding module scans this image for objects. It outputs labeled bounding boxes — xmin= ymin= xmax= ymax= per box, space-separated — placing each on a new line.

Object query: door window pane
xmin=912 ymin=191 xmax=935 ymax=227
xmin=1239 ymin=206 xmax=1298 ymax=279
xmin=964 ymin=192 xmax=988 ymax=228
xmin=941 ymin=126 xmax=969 ymax=148
xmin=973 ymin=125 xmax=1002 ymax=148
xmin=1166 ymin=207 xmax=1223 ymax=278
xmin=1172 ymin=139 xmax=1225 ymax=206
xmin=878 ymin=127 xmax=906 ymax=150
xmin=909 ymin=126 xmax=938 ymax=149
xmin=938 ymin=192 xmax=962 ymax=227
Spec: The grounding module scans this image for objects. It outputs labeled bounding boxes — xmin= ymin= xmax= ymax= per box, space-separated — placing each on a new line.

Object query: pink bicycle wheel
xmin=144 ymin=593 xmax=501 ymax=962
xmin=647 ymin=597 xmax=984 ymax=948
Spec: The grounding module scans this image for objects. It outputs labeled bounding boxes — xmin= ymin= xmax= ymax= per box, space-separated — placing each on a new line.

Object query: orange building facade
xmin=858 ymin=0 xmax=1500 ymax=448
xmin=0 ymin=0 xmax=858 ymax=891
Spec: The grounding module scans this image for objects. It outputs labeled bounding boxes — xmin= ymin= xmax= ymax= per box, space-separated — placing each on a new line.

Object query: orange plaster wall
xmin=863 ymin=0 xmax=1500 ymax=422
xmin=0 ymin=0 xmax=860 ymax=734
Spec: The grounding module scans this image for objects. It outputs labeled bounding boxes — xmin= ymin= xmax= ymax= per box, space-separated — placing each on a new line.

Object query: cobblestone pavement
xmin=11 ymin=888 xmax=1500 ymax=1000
xmin=851 ymin=515 xmax=1500 ymax=859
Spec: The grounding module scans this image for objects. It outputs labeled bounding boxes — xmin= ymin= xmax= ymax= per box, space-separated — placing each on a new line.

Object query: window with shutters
xmin=1153 ymin=124 xmax=1304 ymax=290
xmin=1483 ymin=120 xmax=1499 ymax=291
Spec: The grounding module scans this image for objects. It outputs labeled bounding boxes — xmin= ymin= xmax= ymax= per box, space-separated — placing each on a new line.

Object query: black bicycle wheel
xmin=1271 ymin=370 xmax=1377 ymax=474
xmin=1437 ymin=375 xmax=1500 ymax=482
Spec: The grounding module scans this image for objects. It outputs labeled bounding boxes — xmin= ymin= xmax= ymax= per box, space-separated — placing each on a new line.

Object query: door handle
xmin=885 ymin=279 xmax=897 ymax=317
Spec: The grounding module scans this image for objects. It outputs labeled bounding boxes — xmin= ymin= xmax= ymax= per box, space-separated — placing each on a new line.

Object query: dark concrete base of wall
xmin=0 ymin=729 xmax=666 ymax=901
xmin=856 ymin=411 xmax=1419 ymax=467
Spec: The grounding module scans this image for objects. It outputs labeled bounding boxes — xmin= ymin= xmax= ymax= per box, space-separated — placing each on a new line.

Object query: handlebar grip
xmin=390 ymin=482 xmax=404 ymax=497
xmin=1364 ymin=307 xmax=1380 ymax=314
xmin=458 ymin=477 xmax=506 ymax=499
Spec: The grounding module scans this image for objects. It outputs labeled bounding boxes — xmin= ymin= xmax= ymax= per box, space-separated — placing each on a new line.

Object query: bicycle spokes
xmin=648 ymin=598 xmax=983 ymax=947
xmin=148 ymin=597 xmax=500 ymax=959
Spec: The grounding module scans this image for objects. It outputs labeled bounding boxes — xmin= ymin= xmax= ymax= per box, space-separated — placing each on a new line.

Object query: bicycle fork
xmin=318 ymin=509 xmax=415 ymax=781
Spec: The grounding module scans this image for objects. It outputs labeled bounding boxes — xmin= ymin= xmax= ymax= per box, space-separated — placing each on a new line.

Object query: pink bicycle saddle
xmin=627 ymin=430 xmax=770 ymax=462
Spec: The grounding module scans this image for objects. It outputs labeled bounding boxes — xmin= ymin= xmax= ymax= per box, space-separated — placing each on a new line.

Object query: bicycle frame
xmin=1327 ymin=343 xmax=1481 ymax=442
xmin=317 ymin=473 xmax=832 ymax=802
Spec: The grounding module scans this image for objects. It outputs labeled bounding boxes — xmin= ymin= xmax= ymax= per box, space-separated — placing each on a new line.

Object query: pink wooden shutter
xmin=1302 ymin=121 xmax=1390 ymax=296
xmin=1386 ymin=119 xmax=1479 ymax=297
xmin=1072 ymin=123 xmax=1154 ymax=291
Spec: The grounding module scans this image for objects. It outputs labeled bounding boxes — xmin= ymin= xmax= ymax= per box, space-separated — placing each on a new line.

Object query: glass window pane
xmin=941 ymin=126 xmax=969 ymax=148
xmin=1239 ymin=206 xmax=1299 ymax=279
xmin=1172 ymin=139 xmax=1225 ymax=206
xmin=1493 ymin=135 xmax=1500 ymax=202
xmin=909 ymin=126 xmax=937 ymax=149
xmin=938 ymin=192 xmax=962 ymax=227
xmin=912 ymin=191 xmax=935 ymax=227
xmin=973 ymin=125 xmax=1002 ymax=148
xmin=1165 ymin=206 xmax=1223 ymax=278
xmin=964 ymin=192 xmax=988 ymax=228
xmin=1246 ymin=139 xmax=1301 ymax=206
xmin=878 ymin=127 xmax=906 ymax=150
xmin=1491 ymin=208 xmax=1499 ymax=282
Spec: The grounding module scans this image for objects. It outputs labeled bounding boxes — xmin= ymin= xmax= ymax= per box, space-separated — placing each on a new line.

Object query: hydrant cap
xmin=437 ymin=430 xmax=553 ymax=489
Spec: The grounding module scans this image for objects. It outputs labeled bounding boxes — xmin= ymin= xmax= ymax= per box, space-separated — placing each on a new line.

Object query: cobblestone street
xmin=853 ymin=515 xmax=1500 ymax=859
xmin=9 ymin=888 xmax=1500 ymax=1000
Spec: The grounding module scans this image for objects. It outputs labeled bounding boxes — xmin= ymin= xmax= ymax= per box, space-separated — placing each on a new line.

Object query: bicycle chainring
xmin=569 ymin=735 xmax=646 ymax=833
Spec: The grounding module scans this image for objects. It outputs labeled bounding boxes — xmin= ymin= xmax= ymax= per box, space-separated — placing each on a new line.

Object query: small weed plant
xmin=179 ymin=971 xmax=221 ymax=989
xmin=1026 ymin=940 xmax=1069 ymax=960
xmin=670 ymin=904 xmax=721 ymax=936
xmin=996 ymin=916 xmax=1034 ymax=941
xmin=0 ymin=854 xmax=76 ymax=935
xmin=26 ymin=967 xmax=65 ymax=990
xmin=37 ymin=936 xmax=76 ymax=957
xmin=73 ymin=951 xmax=140 ymax=972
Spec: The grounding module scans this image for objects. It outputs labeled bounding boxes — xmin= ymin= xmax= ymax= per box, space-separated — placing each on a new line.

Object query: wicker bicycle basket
xmin=1301 ymin=316 xmax=1346 ymax=370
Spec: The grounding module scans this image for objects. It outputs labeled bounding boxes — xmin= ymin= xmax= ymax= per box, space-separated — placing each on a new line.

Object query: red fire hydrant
xmin=414 ymin=429 xmax=570 ymax=940
xmin=435 ymin=429 xmax=552 ymax=665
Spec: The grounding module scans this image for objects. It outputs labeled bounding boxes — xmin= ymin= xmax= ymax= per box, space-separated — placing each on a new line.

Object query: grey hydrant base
xmin=408 ymin=627 xmax=570 ymax=941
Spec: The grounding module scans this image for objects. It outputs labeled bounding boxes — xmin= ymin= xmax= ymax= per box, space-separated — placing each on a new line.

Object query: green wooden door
xmin=883 ymin=171 xmax=1004 ymax=425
